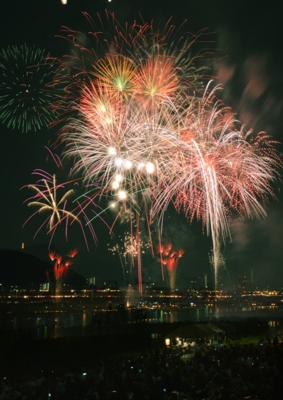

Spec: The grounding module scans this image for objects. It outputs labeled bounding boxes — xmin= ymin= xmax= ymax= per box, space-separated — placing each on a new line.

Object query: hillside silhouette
xmin=0 ymin=248 xmax=85 ymax=287
xmin=20 ymin=243 xmax=125 ymax=287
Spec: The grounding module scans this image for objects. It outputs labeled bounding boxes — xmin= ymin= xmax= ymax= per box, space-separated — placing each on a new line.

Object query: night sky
xmin=1 ymin=0 xmax=283 ymax=289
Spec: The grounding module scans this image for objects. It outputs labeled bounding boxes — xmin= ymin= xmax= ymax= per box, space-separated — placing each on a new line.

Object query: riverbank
xmin=0 ymin=319 xmax=282 ymax=399
xmin=0 ymin=321 xmax=167 ymax=380
xmin=0 ymin=317 xmax=273 ymax=379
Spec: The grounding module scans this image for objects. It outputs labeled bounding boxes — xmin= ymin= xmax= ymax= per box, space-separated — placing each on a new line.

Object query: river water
xmin=1 ymin=305 xmax=283 ymax=339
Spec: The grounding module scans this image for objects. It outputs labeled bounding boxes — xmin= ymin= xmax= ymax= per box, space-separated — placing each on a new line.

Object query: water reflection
xmin=2 ymin=306 xmax=283 ymax=339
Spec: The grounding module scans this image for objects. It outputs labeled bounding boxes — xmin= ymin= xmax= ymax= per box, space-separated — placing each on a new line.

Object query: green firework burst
xmin=0 ymin=44 xmax=60 ymax=132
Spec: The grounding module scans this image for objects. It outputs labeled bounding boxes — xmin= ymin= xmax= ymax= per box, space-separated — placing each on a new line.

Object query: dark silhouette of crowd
xmin=1 ymin=337 xmax=283 ymax=399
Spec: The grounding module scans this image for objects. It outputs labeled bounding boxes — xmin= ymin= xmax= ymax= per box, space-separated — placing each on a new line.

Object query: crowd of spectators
xmin=1 ymin=336 xmax=283 ymax=399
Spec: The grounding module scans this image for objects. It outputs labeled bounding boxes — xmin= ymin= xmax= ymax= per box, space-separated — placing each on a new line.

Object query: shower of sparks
xmin=23 ymin=12 xmax=283 ymax=291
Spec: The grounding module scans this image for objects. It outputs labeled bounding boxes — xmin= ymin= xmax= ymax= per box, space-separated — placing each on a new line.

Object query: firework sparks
xmin=48 ymin=249 xmax=77 ymax=294
xmin=0 ymin=44 xmax=60 ymax=132
xmin=23 ymin=12 xmax=282 ymax=292
xmin=92 ymin=54 xmax=137 ymax=99
xmin=27 ymin=173 xmax=76 ymax=229
xmin=157 ymin=243 xmax=184 ymax=291
xmin=22 ymin=142 xmax=112 ymax=249
xmin=62 ymin=75 xmax=282 ymax=288
xmin=153 ymin=86 xmax=282 ymax=287
xmin=22 ymin=169 xmax=88 ymax=248
xmin=108 ymin=229 xmax=151 ymax=286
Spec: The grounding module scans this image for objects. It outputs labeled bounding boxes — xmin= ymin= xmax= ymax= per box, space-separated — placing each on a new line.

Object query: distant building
xmin=103 ymin=280 xmax=119 ymax=290
xmin=39 ymin=282 xmax=50 ymax=292
xmin=181 ymin=275 xmax=212 ymax=290
xmin=86 ymin=277 xmax=96 ymax=286
xmin=143 ymin=281 xmax=157 ymax=293
xmin=237 ymin=272 xmax=251 ymax=291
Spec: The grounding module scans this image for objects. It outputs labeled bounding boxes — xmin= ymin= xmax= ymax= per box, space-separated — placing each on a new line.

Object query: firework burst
xmin=23 ymin=12 xmax=283 ymax=292
xmin=92 ymin=54 xmax=137 ymax=99
xmin=108 ymin=229 xmax=151 ymax=286
xmin=155 ymin=86 xmax=282 ymax=287
xmin=156 ymin=243 xmax=184 ymax=291
xmin=22 ymin=167 xmax=102 ymax=249
xmin=52 ymin=11 xmax=210 ymax=121
xmin=58 ymin=14 xmax=282 ymax=290
xmin=23 ymin=171 xmax=78 ymax=239
xmin=0 ymin=44 xmax=60 ymax=132
xmin=49 ymin=249 xmax=78 ymax=294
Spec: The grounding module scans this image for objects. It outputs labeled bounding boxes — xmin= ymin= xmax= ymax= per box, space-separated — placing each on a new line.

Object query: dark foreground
xmin=1 ymin=319 xmax=283 ymax=399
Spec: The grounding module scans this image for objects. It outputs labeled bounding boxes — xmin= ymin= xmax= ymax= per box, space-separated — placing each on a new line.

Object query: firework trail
xmin=209 ymin=248 xmax=226 ymax=288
